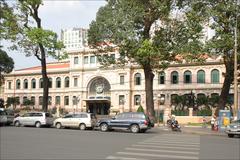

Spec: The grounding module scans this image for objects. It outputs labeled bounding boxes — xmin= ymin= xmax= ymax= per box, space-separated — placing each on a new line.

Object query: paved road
xmin=0 ymin=126 xmax=239 ymax=159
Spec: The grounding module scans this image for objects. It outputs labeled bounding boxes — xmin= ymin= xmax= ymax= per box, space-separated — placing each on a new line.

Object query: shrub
xmin=196 ymin=109 xmax=212 ymax=116
xmin=137 ymin=105 xmax=144 ymax=113
xmin=59 ymin=108 xmax=68 ymax=115
xmin=48 ymin=107 xmax=57 ymax=114
xmin=171 ymin=110 xmax=189 ymax=116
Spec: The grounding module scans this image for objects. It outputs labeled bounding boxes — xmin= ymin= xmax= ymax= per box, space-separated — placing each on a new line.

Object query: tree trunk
xmin=216 ymin=60 xmax=233 ymax=115
xmin=143 ymin=65 xmax=155 ymax=118
xmin=39 ymin=44 xmax=49 ymax=112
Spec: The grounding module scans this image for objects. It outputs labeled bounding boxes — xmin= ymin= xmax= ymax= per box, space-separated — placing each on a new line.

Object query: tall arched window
xmin=158 ymin=71 xmax=165 ymax=84
xmin=197 ymin=70 xmax=205 ymax=83
xmin=39 ymin=78 xmax=43 ymax=88
xmin=48 ymin=78 xmax=52 ymax=88
xmin=134 ymin=95 xmax=141 ymax=105
xmin=134 ymin=73 xmax=141 ymax=85
xmin=16 ymin=79 xmax=21 ymax=89
xmin=184 ymin=70 xmax=192 ymax=84
xmin=64 ymin=77 xmax=69 ymax=88
xmin=31 ymin=78 xmax=36 ymax=89
xmin=211 ymin=69 xmax=220 ymax=84
xmin=56 ymin=77 xmax=61 ymax=88
xmin=24 ymin=79 xmax=28 ymax=89
xmin=171 ymin=71 xmax=179 ymax=84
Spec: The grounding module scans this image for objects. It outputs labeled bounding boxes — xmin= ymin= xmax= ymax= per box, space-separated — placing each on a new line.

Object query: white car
xmin=13 ymin=112 xmax=54 ymax=128
xmin=54 ymin=112 xmax=97 ymax=130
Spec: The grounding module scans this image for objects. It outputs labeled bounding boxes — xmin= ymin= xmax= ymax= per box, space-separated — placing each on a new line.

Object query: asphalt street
xmin=0 ymin=126 xmax=239 ymax=160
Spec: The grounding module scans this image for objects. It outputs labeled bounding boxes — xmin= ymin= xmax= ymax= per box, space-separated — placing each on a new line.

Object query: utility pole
xmin=233 ymin=0 xmax=239 ymax=118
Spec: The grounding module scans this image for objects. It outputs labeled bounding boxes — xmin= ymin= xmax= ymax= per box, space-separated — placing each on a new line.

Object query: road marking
xmin=142 ymin=140 xmax=200 ymax=145
xmin=106 ymin=156 xmax=144 ymax=160
xmin=117 ymin=152 xmax=198 ymax=159
xmin=125 ymin=147 xmax=199 ymax=155
xmin=132 ymin=144 xmax=200 ymax=151
xmin=138 ymin=142 xmax=199 ymax=147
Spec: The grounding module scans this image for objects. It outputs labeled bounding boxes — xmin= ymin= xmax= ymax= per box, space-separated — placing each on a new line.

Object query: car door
xmin=61 ymin=114 xmax=74 ymax=127
xmin=71 ymin=114 xmax=82 ymax=127
xmin=110 ymin=113 xmax=124 ymax=128
xmin=20 ymin=113 xmax=31 ymax=125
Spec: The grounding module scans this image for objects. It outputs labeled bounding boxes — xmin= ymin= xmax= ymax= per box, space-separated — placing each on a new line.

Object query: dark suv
xmin=95 ymin=112 xmax=152 ymax=133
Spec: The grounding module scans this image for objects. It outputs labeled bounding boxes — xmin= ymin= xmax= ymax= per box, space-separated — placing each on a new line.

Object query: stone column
xmin=189 ymin=108 xmax=193 ymax=117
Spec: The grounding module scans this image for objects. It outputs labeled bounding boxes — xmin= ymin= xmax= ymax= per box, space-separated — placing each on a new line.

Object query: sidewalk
xmin=155 ymin=124 xmax=226 ymax=137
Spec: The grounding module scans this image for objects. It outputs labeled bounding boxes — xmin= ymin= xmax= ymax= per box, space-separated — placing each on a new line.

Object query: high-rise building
xmin=61 ymin=28 xmax=88 ymax=51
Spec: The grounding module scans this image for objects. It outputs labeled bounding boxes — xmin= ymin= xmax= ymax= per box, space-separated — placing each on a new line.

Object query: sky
xmin=5 ymin=0 xmax=106 ymax=70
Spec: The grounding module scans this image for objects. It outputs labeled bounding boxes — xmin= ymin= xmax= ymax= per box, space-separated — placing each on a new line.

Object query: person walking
xmin=211 ymin=116 xmax=216 ymax=131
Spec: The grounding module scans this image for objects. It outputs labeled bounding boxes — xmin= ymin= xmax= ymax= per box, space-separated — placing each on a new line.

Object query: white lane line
xmin=138 ymin=142 xmax=199 ymax=147
xmin=106 ymin=155 xmax=145 ymax=160
xmin=117 ymin=152 xmax=198 ymax=159
xmin=125 ymin=147 xmax=199 ymax=155
xmin=132 ymin=144 xmax=200 ymax=151
xmin=142 ymin=140 xmax=200 ymax=145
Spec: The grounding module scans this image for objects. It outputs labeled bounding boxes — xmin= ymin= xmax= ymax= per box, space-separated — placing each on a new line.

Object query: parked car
xmin=4 ymin=109 xmax=15 ymax=125
xmin=95 ymin=112 xmax=152 ymax=133
xmin=53 ymin=112 xmax=97 ymax=130
xmin=0 ymin=109 xmax=8 ymax=126
xmin=13 ymin=112 xmax=54 ymax=128
xmin=225 ymin=119 xmax=240 ymax=138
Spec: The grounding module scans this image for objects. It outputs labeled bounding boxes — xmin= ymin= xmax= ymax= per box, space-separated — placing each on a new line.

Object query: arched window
xmin=158 ymin=72 xmax=165 ymax=84
xmin=197 ymin=70 xmax=205 ymax=83
xmin=134 ymin=73 xmax=141 ymax=85
xmin=64 ymin=96 xmax=69 ymax=105
xmin=171 ymin=71 xmax=179 ymax=84
xmin=31 ymin=79 xmax=36 ymax=89
xmin=55 ymin=96 xmax=61 ymax=105
xmin=134 ymin=95 xmax=141 ymax=105
xmin=39 ymin=78 xmax=43 ymax=88
xmin=48 ymin=96 xmax=52 ymax=105
xmin=184 ymin=70 xmax=192 ymax=84
xmin=48 ymin=78 xmax=52 ymax=88
xmin=16 ymin=79 xmax=21 ymax=89
xmin=211 ymin=69 xmax=220 ymax=84
xmin=64 ymin=77 xmax=69 ymax=88
xmin=24 ymin=79 xmax=28 ymax=89
xmin=56 ymin=77 xmax=61 ymax=88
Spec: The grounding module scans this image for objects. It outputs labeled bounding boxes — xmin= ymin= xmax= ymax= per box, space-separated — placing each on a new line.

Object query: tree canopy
xmin=89 ymin=0 xmax=204 ymax=116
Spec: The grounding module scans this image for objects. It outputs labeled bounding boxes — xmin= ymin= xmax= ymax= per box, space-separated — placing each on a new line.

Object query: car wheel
xmin=79 ymin=123 xmax=86 ymax=130
xmin=228 ymin=134 xmax=234 ymax=138
xmin=100 ymin=123 xmax=108 ymax=132
xmin=35 ymin=122 xmax=41 ymax=128
xmin=14 ymin=121 xmax=20 ymax=127
xmin=130 ymin=124 xmax=139 ymax=133
xmin=56 ymin=123 xmax=62 ymax=129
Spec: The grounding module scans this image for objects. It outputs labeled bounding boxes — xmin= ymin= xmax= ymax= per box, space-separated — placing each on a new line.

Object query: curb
xmin=182 ymin=130 xmax=226 ymax=137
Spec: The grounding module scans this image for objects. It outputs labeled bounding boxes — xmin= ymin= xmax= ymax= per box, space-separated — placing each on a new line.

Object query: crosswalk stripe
xmin=142 ymin=140 xmax=200 ymax=145
xmin=117 ymin=151 xmax=198 ymax=159
xmin=132 ymin=144 xmax=200 ymax=151
xmin=125 ymin=147 xmax=199 ymax=155
xmin=138 ymin=142 xmax=199 ymax=147
xmin=106 ymin=155 xmax=143 ymax=160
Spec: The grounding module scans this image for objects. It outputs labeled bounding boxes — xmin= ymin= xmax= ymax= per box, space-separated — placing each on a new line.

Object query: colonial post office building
xmin=3 ymin=49 xmax=236 ymax=115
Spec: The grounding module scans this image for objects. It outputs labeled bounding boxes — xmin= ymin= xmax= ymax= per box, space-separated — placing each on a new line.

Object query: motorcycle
xmin=170 ymin=120 xmax=181 ymax=132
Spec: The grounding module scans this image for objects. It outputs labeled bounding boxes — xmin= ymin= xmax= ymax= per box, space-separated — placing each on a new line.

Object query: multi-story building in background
xmin=3 ymin=48 xmax=239 ymax=115
xmin=61 ymin=28 xmax=88 ymax=52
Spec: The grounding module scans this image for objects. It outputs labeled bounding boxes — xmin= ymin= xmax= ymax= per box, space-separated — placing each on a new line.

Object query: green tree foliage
xmin=0 ymin=48 xmax=14 ymax=86
xmin=22 ymin=98 xmax=34 ymax=107
xmin=182 ymin=0 xmax=240 ymax=114
xmin=6 ymin=97 xmax=20 ymax=109
xmin=0 ymin=98 xmax=4 ymax=108
xmin=137 ymin=105 xmax=144 ymax=113
xmin=1 ymin=0 xmax=66 ymax=112
xmin=89 ymin=0 xmax=204 ymax=116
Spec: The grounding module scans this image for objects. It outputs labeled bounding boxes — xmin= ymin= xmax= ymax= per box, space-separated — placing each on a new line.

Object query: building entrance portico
xmin=85 ymin=76 xmax=111 ymax=115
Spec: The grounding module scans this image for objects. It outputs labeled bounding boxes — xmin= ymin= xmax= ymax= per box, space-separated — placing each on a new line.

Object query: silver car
xmin=225 ymin=119 xmax=240 ymax=138
xmin=13 ymin=112 xmax=54 ymax=128
xmin=54 ymin=112 xmax=97 ymax=130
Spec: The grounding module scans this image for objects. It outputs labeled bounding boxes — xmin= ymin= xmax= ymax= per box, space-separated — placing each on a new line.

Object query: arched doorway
xmin=85 ymin=77 xmax=111 ymax=115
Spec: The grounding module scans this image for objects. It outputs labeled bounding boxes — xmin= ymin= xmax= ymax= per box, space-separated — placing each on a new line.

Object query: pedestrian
xmin=211 ymin=116 xmax=216 ymax=131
